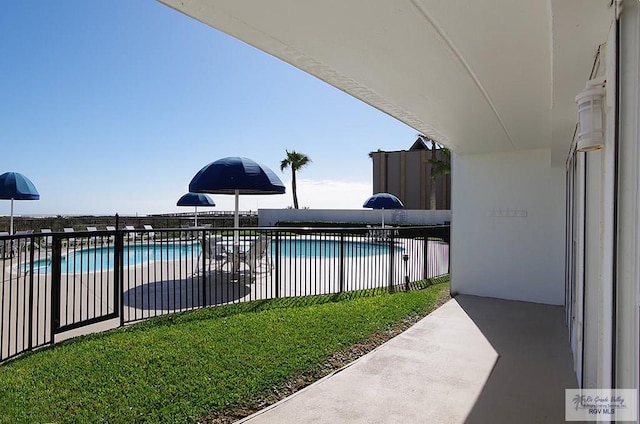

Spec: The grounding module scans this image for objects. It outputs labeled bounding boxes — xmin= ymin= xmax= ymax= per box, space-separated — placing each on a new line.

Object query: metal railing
xmin=0 ymin=225 xmax=449 ymax=363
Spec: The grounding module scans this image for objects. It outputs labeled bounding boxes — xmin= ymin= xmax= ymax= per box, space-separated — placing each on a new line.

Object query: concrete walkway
xmin=238 ymin=295 xmax=578 ymax=424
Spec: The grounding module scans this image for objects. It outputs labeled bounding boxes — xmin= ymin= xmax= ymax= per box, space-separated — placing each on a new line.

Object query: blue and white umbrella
xmin=0 ymin=172 xmax=40 ymax=235
xmin=176 ymin=192 xmax=216 ymax=227
xmin=363 ymin=192 xmax=404 ymax=227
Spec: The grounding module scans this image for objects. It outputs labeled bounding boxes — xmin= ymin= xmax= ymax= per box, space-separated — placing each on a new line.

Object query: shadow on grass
xmin=138 ymin=274 xmax=450 ymax=328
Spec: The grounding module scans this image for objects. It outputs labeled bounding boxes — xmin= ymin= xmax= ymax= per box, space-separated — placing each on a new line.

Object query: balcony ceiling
xmin=158 ymin=0 xmax=613 ymax=164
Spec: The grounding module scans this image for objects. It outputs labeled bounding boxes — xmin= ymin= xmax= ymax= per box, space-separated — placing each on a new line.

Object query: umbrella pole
xmin=194 ymin=205 xmax=198 ymax=227
xmin=10 ymin=198 xmax=14 ymax=235
xmin=381 ymin=207 xmax=385 ymax=228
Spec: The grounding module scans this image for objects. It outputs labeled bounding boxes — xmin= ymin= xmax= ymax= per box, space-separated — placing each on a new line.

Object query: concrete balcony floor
xmin=239 ymin=294 xmax=578 ymax=424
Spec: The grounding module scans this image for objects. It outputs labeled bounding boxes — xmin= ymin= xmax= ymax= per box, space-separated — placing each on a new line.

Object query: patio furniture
xmin=195 ymin=235 xmax=226 ymax=275
xmin=222 ymin=236 xmax=272 ymax=279
xmin=181 ymin=224 xmax=197 ymax=240
xmin=0 ymin=231 xmax=11 ymax=258
xmin=63 ymin=227 xmax=76 ymax=247
xmin=123 ymin=225 xmax=137 ymax=242
xmin=40 ymin=228 xmax=52 ymax=246
xmin=86 ymin=226 xmax=98 ymax=245
xmin=105 ymin=226 xmax=116 ymax=243
xmin=143 ymin=225 xmax=155 ymax=241
xmin=12 ymin=230 xmax=34 ymax=258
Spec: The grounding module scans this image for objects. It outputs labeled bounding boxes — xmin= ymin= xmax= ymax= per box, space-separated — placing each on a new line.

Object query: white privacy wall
xmin=450 ymin=148 xmax=565 ymax=305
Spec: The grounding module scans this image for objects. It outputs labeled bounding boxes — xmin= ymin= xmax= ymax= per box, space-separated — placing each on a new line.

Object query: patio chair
xmin=225 ymin=236 xmax=272 ymax=279
xmin=195 ymin=235 xmax=226 ymax=274
xmin=181 ymin=224 xmax=196 ymax=240
xmin=367 ymin=225 xmax=386 ymax=242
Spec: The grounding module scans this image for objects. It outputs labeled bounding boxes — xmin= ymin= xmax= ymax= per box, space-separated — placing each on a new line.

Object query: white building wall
xmin=451 ymin=148 xmax=565 ymax=305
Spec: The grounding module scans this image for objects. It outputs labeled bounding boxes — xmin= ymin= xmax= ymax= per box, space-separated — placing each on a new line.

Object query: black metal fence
xmin=0 ymin=225 xmax=449 ymax=363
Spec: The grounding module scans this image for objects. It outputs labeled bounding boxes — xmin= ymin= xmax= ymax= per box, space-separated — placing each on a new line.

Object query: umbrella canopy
xmin=189 ymin=157 xmax=285 ymax=227
xmin=176 ymin=192 xmax=216 ymax=227
xmin=363 ymin=192 xmax=404 ymax=227
xmin=0 ymin=172 xmax=40 ymax=235
xmin=189 ymin=156 xmax=286 ymax=195
xmin=363 ymin=192 xmax=404 ymax=209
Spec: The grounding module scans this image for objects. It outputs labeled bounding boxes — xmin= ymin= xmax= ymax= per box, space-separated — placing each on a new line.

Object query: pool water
xmin=24 ymin=238 xmax=402 ymax=273
xmin=26 ymin=242 xmax=201 ymax=274
xmin=276 ymin=238 xmax=403 ymax=258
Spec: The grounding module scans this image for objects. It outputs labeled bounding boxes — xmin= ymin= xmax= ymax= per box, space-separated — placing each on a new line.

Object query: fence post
xmin=50 ymin=235 xmax=62 ymax=344
xmin=115 ymin=226 xmax=124 ymax=328
xmin=339 ymin=233 xmax=345 ymax=293
xmin=423 ymin=229 xmax=429 ymax=280
xmin=403 ymin=253 xmax=409 ymax=291
xmin=201 ymin=229 xmax=207 ymax=307
xmin=388 ymin=233 xmax=395 ymax=292
xmin=27 ymin=235 xmax=35 ymax=350
xmin=275 ymin=234 xmax=280 ymax=298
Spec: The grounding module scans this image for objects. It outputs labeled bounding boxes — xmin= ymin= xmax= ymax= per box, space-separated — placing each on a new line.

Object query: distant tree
xmin=426 ymin=139 xmax=451 ymax=210
xmin=280 ymin=150 xmax=312 ymax=209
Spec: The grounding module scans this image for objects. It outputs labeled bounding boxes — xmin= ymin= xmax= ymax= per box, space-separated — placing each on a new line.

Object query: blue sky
xmin=1 ymin=1 xmax=417 ymax=216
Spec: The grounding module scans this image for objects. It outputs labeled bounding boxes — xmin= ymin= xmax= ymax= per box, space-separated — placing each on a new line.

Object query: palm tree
xmin=427 ymin=139 xmax=451 ymax=209
xmin=280 ymin=150 xmax=312 ymax=209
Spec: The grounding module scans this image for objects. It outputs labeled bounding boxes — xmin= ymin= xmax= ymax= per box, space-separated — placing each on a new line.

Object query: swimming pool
xmin=276 ymin=238 xmax=403 ymax=258
xmin=23 ymin=237 xmax=403 ymax=273
xmin=25 ymin=242 xmax=201 ymax=274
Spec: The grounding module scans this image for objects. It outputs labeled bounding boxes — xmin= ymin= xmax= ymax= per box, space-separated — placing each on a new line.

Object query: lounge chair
xmin=86 ymin=226 xmax=99 ymax=245
xmin=105 ymin=226 xmax=116 ymax=243
xmin=143 ymin=224 xmax=155 ymax=241
xmin=40 ymin=228 xmax=52 ymax=246
xmin=63 ymin=227 xmax=76 ymax=247
xmin=123 ymin=225 xmax=137 ymax=242
xmin=13 ymin=230 xmax=35 ymax=256
xmin=0 ymin=231 xmax=11 ymax=258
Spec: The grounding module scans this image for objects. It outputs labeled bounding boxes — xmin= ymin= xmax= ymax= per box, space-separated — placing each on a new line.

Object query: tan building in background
xmin=371 ymin=136 xmax=450 ymax=210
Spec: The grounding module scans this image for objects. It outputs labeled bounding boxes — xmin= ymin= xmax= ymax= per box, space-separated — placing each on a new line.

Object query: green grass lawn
xmin=0 ymin=277 xmax=449 ymax=424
